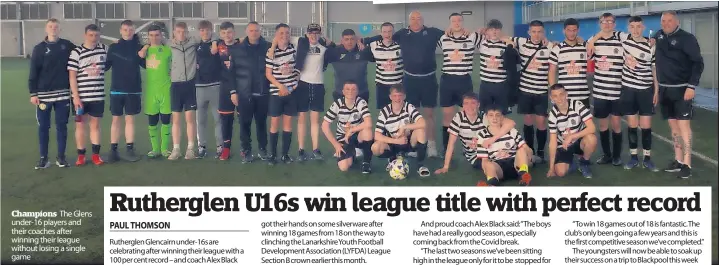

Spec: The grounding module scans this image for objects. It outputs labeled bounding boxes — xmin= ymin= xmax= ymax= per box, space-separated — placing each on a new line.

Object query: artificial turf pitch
xmin=1 ymin=56 xmax=717 ymax=263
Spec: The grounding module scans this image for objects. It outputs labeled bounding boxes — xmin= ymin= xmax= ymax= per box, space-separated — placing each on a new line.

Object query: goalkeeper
xmin=139 ymin=25 xmax=172 ymax=158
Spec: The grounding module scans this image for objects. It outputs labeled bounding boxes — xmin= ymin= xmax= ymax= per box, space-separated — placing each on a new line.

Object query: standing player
xmin=222 ymin=22 xmax=272 ymax=162
xmin=215 ymin=22 xmax=242 ymax=160
xmin=478 ymin=19 xmax=511 ymax=115
xmin=372 ymin=85 xmax=430 ymax=177
xmin=438 ymin=13 xmax=479 ymax=157
xmin=324 ymin=29 xmax=373 ymax=158
xmin=266 ymin=23 xmax=300 ymax=165
xmin=168 ymin=22 xmax=202 ymax=160
xmin=476 ymin=105 xmax=533 ymax=187
xmin=293 ymin=24 xmax=331 ymax=161
xmin=28 ymin=18 xmax=75 ymax=169
xmin=367 ymin=22 xmax=403 ymax=110
xmin=106 ymin=20 xmax=144 ymax=163
xmin=322 ymin=81 xmax=374 ymax=173
xmin=142 ymin=25 xmax=173 ymax=158
xmin=68 ymin=24 xmax=108 ymax=166
xmin=362 ymin=11 xmax=458 ymax=157
xmin=502 ymin=20 xmax=552 ymax=164
xmin=618 ymin=16 xmax=659 ymax=171
xmin=195 ymin=20 xmax=223 ymax=158
xmin=547 ymin=84 xmax=597 ymax=178
xmin=549 ymin=18 xmax=591 ymax=106
xmin=586 ymin=13 xmax=629 ymax=166
xmin=435 ymin=93 xmax=517 ymax=174
xmin=654 ymin=11 xmax=704 ymax=178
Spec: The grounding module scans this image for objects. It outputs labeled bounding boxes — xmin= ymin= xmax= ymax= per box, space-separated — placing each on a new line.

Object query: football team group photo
xmin=23 ymin=9 xmax=707 ymax=185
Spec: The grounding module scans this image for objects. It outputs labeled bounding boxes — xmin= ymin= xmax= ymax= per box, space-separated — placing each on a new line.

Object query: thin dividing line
xmin=109 ymin=230 xmax=250 ymax=233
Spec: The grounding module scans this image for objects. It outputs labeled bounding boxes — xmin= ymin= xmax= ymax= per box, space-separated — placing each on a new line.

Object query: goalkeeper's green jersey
xmin=145 ymin=45 xmax=172 ymax=94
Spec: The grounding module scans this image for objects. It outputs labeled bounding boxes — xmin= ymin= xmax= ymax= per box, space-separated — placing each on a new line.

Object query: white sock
xmin=173 ymin=144 xmax=180 ymax=150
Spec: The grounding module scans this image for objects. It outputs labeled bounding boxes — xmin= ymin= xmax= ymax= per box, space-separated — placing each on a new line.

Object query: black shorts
xmin=555 ymin=139 xmax=583 ymax=165
xmin=269 ymin=95 xmax=297 ymax=117
xmin=295 ymin=81 xmax=325 ymax=112
xmin=73 ymin=100 xmax=105 ymax=118
xmin=619 ymin=86 xmax=655 ymax=116
xmin=171 ymin=80 xmax=198 ymax=112
xmin=404 ymin=74 xmax=438 ymax=108
xmin=337 ymin=134 xmax=359 ymax=162
xmin=593 ymin=98 xmax=622 ymax=119
xmin=332 ymin=91 xmax=369 ymax=103
xmin=375 ymin=83 xmax=394 ymax=109
xmin=377 ymin=134 xmax=414 ymax=158
xmin=110 ymin=93 xmax=141 ymax=116
xmin=479 ymin=81 xmax=509 ymax=113
xmin=440 ymin=74 xmax=473 ymax=107
xmin=494 ymin=158 xmax=518 ymax=179
xmin=517 ymin=92 xmax=549 ymax=116
xmin=659 ymin=86 xmax=693 ymax=120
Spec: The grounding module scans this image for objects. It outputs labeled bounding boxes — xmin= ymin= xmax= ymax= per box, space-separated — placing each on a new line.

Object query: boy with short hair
xmin=69 ymin=24 xmax=108 ymax=166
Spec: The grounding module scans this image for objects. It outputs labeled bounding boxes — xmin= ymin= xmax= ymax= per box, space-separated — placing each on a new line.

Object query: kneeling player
xmin=476 ymin=105 xmax=533 ymax=186
xmin=322 ymin=81 xmax=374 ymax=173
xmin=547 ymin=84 xmax=597 ymax=178
xmin=435 ymin=92 xmax=517 ymax=174
xmin=371 ymin=85 xmax=430 ymax=177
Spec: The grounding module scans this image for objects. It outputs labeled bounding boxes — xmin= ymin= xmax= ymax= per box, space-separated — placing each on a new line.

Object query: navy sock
xmin=536 ymin=129 xmax=547 ymax=157
xmin=281 ymin=131 xmax=292 ymax=156
xmin=523 ymin=125 xmax=535 ymax=151
xmin=415 ymin=142 xmax=427 ymax=166
xmin=600 ymin=130 xmax=611 ymax=157
xmin=91 ymin=144 xmax=101 ymax=155
xmin=361 ymin=140 xmax=374 ymax=163
xmin=612 ymin=132 xmax=622 ymax=160
xmin=269 ymin=132 xmax=279 ymax=157
xmin=442 ymin=127 xmax=450 ymax=152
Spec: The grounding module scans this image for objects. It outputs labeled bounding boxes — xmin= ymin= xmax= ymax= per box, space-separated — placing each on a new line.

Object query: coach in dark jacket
xmin=227 ymin=22 xmax=273 ymax=160
xmin=652 ymin=11 xmax=703 ymax=178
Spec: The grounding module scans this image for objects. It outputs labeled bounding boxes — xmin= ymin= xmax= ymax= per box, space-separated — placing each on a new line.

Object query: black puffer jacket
xmin=226 ymin=36 xmax=272 ymax=97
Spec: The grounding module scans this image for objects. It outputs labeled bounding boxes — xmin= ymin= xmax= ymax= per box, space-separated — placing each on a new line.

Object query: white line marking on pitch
xmin=619 ymin=118 xmax=718 ymax=167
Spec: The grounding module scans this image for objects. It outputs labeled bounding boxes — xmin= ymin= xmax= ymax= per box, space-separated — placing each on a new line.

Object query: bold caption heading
xmin=109 ymin=191 xmax=702 ymax=217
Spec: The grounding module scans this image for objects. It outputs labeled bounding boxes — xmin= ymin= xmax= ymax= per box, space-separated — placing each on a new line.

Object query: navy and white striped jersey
xmin=549 ymin=41 xmax=591 ymax=100
xmin=513 ymin=37 xmax=553 ymax=94
xmin=375 ymin=102 xmax=422 ymax=138
xmin=266 ymin=44 xmax=299 ymax=96
xmin=67 ymin=43 xmax=108 ymax=102
xmin=548 ymin=99 xmax=592 ymax=145
xmin=369 ymin=40 xmax=403 ymax=85
xmin=621 ymin=36 xmax=655 ymax=90
xmin=591 ymin=31 xmax=629 ymax=100
xmin=324 ymin=97 xmax=371 ymax=140
xmin=448 ymin=111 xmax=485 ymax=163
xmin=478 ymin=37 xmax=509 ymax=83
xmin=438 ymin=32 xmax=480 ymax=76
xmin=477 ymin=127 xmax=525 ymax=162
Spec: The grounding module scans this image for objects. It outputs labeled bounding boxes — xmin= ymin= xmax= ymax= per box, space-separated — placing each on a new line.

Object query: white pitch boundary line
xmin=580 ymin=101 xmax=717 ymax=166
xmin=618 ymin=117 xmax=719 ymax=167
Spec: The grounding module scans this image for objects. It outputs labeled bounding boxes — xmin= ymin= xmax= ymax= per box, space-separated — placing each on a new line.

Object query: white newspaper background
xmin=105 ymin=187 xmax=712 ymax=265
